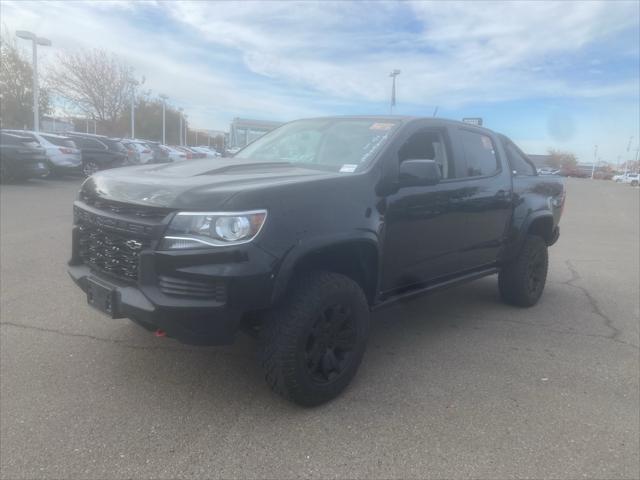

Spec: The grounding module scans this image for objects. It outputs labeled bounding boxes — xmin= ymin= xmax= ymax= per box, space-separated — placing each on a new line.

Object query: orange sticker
xmin=370 ymin=123 xmax=395 ymax=131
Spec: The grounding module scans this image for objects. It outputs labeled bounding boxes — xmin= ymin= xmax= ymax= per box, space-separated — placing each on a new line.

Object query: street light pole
xmin=184 ymin=115 xmax=188 ymax=146
xmin=16 ymin=31 xmax=51 ymax=132
xmin=389 ymin=69 xmax=401 ymax=115
xmin=129 ymin=80 xmax=138 ymax=139
xmin=159 ymin=94 xmax=168 ymax=144
xmin=591 ymin=145 xmax=598 ymax=179
xmin=178 ymin=108 xmax=183 ymax=146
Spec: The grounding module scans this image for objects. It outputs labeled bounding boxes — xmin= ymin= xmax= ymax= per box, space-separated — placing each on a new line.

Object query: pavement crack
xmin=0 ymin=321 xmax=201 ymax=352
xmin=561 ymin=260 xmax=636 ymax=349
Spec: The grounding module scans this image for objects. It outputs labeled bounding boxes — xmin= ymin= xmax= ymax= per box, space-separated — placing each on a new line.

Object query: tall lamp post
xmin=178 ymin=108 xmax=183 ymax=146
xmin=129 ymin=79 xmax=138 ymax=139
xmin=389 ymin=69 xmax=401 ymax=114
xmin=16 ymin=31 xmax=51 ymax=132
xmin=184 ymin=114 xmax=189 ymax=146
xmin=591 ymin=145 xmax=598 ymax=179
xmin=159 ymin=94 xmax=168 ymax=144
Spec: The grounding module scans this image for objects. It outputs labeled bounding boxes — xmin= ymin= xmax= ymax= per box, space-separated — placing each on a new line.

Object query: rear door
xmin=447 ymin=126 xmax=513 ymax=268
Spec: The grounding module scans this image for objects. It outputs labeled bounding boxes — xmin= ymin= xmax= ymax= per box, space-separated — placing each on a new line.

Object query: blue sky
xmin=3 ymin=0 xmax=639 ymax=163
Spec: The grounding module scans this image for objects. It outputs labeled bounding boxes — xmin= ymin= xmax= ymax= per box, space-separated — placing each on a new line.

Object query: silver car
xmin=5 ymin=130 xmax=82 ymax=176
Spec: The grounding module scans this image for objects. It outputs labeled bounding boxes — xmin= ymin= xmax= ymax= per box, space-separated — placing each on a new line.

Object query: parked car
xmin=66 ymin=133 xmax=130 ymax=177
xmin=623 ymin=173 xmax=639 ymax=186
xmin=145 ymin=142 xmax=170 ymax=163
xmin=3 ymin=130 xmax=82 ymax=176
xmin=190 ymin=146 xmax=220 ymax=158
xmin=0 ymin=131 xmax=50 ymax=182
xmin=170 ymin=146 xmax=193 ymax=159
xmin=182 ymin=146 xmax=206 ymax=159
xmin=129 ymin=140 xmax=155 ymax=164
xmin=160 ymin=145 xmax=188 ymax=162
xmin=68 ymin=116 xmax=565 ymax=406
xmin=537 ymin=167 xmax=559 ymax=175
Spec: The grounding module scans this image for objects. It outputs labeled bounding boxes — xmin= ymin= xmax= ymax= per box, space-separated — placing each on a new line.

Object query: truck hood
xmin=81 ymin=158 xmax=343 ymax=209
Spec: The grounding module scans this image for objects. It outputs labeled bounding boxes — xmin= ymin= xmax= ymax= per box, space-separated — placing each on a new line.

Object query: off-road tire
xmin=259 ymin=271 xmax=370 ymax=407
xmin=499 ymin=234 xmax=548 ymax=307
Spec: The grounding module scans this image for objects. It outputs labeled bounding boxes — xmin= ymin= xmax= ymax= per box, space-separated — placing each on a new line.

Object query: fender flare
xmin=270 ymin=231 xmax=381 ymax=304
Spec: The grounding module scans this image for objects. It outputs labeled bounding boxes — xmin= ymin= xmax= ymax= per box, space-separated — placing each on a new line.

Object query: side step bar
xmin=372 ymin=267 xmax=499 ymax=311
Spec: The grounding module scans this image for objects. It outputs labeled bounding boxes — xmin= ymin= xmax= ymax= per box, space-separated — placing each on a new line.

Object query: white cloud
xmin=1 ymin=0 xmax=638 ymax=148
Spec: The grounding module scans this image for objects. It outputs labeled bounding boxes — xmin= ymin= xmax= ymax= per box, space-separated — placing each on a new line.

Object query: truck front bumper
xmin=69 ymin=226 xmax=278 ymax=345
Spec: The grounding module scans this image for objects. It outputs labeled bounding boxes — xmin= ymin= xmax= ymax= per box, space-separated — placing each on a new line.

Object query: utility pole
xmin=389 ymin=69 xmax=400 ymax=114
xmin=591 ymin=144 xmax=598 ymax=179
xmin=16 ymin=31 xmax=51 ymax=132
xmin=178 ymin=108 xmax=183 ymax=146
xmin=159 ymin=94 xmax=168 ymax=144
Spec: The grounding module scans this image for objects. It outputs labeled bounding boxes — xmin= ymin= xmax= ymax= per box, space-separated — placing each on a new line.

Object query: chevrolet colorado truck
xmin=69 ymin=116 xmax=564 ymax=406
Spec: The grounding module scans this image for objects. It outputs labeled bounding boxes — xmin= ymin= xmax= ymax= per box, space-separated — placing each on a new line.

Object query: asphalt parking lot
xmin=1 ymin=177 xmax=638 ymax=480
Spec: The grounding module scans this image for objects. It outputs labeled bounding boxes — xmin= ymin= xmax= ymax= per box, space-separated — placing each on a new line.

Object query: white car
xmin=160 ymin=145 xmax=188 ymax=162
xmin=623 ymin=173 xmax=639 ymax=186
xmin=613 ymin=173 xmax=628 ymax=182
xmin=5 ymin=130 xmax=82 ymax=176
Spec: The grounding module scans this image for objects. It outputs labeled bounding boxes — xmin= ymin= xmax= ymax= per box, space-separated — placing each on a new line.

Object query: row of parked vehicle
xmin=536 ymin=166 xmax=639 ymax=184
xmin=0 ymin=129 xmax=221 ymax=183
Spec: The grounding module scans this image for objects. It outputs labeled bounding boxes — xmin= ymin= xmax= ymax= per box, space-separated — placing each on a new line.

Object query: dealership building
xmin=228 ymin=118 xmax=283 ymax=149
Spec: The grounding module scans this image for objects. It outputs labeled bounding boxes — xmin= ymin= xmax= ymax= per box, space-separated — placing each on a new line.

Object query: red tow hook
xmin=154 ymin=329 xmax=167 ymax=338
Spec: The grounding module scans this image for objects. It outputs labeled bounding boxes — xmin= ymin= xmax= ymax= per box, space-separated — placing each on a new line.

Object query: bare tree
xmin=48 ymin=49 xmax=133 ymax=132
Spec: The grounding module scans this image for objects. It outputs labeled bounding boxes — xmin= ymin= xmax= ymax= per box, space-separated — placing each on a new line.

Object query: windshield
xmin=235 ymin=118 xmax=398 ymax=171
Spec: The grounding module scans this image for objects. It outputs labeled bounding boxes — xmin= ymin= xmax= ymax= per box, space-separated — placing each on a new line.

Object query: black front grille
xmin=80 ymin=195 xmax=172 ymax=221
xmin=78 ymin=224 xmax=148 ymax=281
xmin=158 ymin=275 xmax=227 ymax=301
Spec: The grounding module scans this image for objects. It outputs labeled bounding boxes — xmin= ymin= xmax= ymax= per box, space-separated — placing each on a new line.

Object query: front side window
xmin=235 ymin=118 xmax=399 ymax=172
xmin=457 ymin=129 xmax=499 ymax=178
xmin=398 ymin=129 xmax=453 ymax=179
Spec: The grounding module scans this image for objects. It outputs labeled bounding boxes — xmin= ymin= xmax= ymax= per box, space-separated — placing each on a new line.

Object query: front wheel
xmin=499 ymin=235 xmax=549 ymax=307
xmin=260 ymin=271 xmax=370 ymax=407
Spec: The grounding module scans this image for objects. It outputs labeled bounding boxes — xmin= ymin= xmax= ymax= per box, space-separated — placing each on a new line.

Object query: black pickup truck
xmin=69 ymin=116 xmax=564 ymax=406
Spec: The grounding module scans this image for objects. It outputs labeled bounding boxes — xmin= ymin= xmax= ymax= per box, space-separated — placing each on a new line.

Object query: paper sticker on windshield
xmin=339 ymin=164 xmax=358 ymax=173
xmin=370 ymin=122 xmax=394 ymax=131
xmin=481 ymin=136 xmax=493 ymax=149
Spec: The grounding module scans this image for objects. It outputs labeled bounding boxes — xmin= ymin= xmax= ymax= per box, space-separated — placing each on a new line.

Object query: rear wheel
xmin=260 ymin=271 xmax=370 ymax=407
xmin=631 ymin=180 xmax=639 ymax=187
xmin=499 ymin=235 xmax=548 ymax=307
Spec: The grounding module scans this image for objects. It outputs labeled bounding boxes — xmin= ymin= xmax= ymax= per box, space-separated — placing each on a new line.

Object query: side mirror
xmin=399 ymin=159 xmax=441 ymax=187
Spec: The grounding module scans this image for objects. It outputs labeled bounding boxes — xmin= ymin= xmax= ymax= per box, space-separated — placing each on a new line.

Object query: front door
xmin=380 ymin=126 xmax=474 ymax=293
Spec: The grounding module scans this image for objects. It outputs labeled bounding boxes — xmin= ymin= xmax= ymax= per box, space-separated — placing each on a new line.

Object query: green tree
xmin=0 ymin=32 xmax=51 ymax=129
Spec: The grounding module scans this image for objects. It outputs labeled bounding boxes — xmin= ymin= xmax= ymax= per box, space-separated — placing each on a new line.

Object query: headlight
xmin=161 ymin=210 xmax=267 ymax=249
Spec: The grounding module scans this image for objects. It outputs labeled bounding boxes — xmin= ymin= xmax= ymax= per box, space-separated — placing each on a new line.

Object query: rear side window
xmin=41 ymin=135 xmax=76 ymax=148
xmin=104 ymin=140 xmax=127 ymax=153
xmin=72 ymin=137 xmax=105 ymax=149
xmin=457 ymin=129 xmax=499 ymax=177
xmin=504 ymin=140 xmax=536 ymax=176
